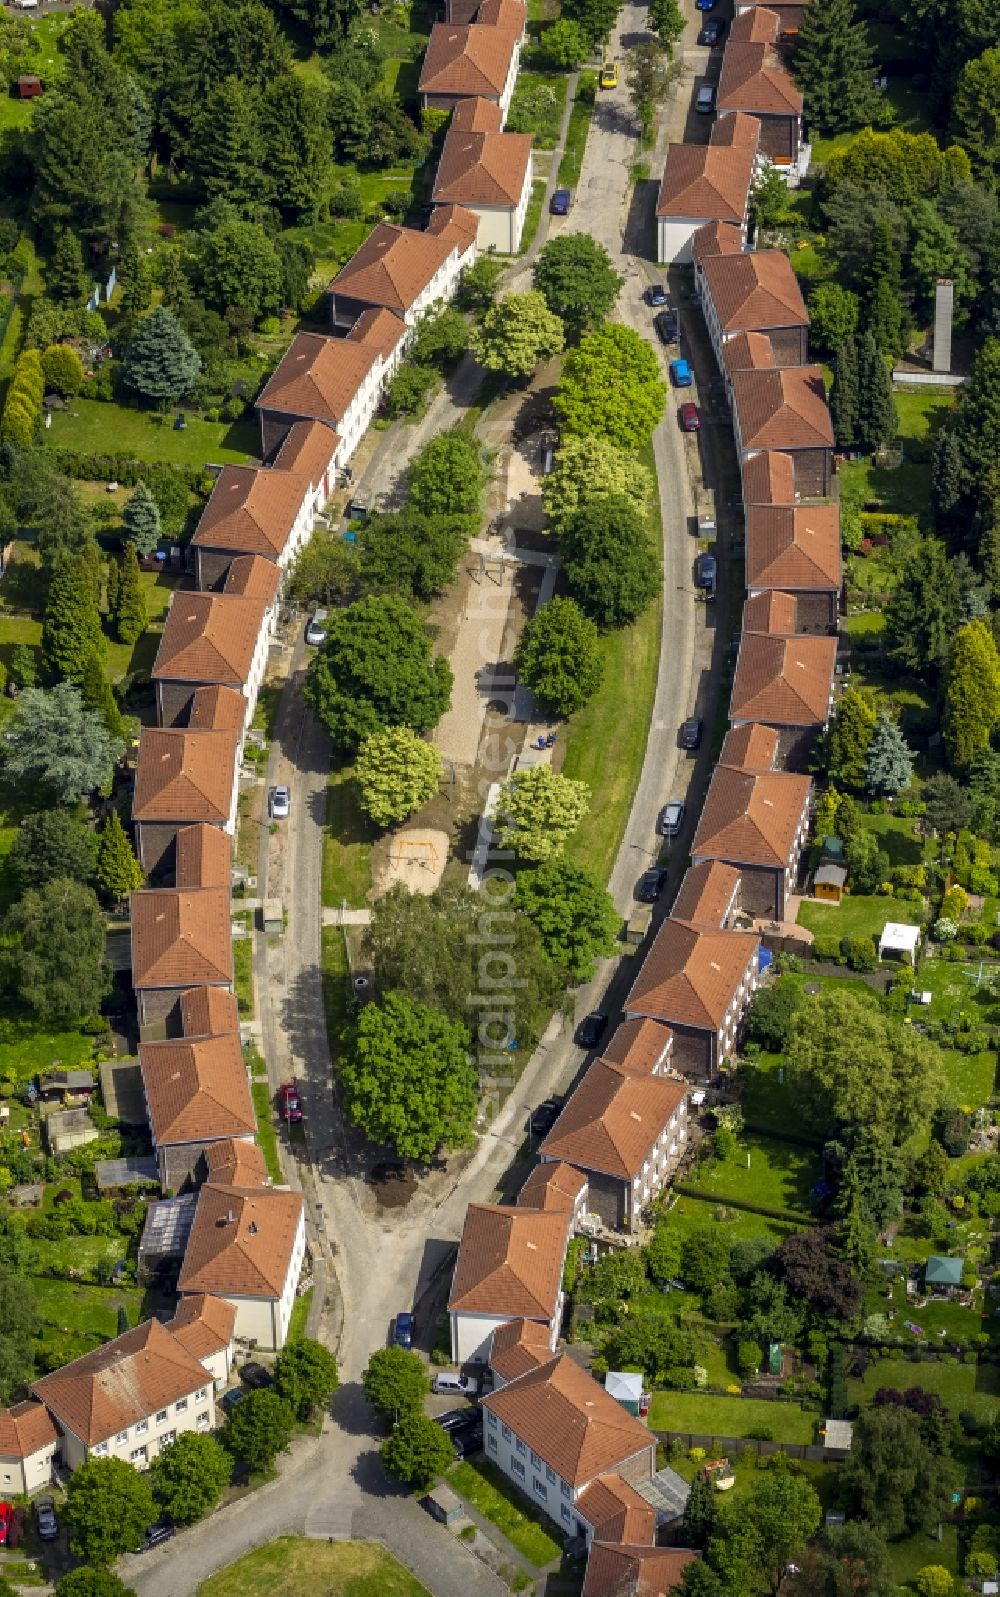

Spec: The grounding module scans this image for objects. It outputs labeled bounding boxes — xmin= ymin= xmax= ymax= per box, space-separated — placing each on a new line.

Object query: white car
xmin=305 ymin=608 xmax=328 ymax=646
xmin=658 ymin=800 xmax=685 ymax=838
xmin=269 ymin=786 xmax=291 ymax=819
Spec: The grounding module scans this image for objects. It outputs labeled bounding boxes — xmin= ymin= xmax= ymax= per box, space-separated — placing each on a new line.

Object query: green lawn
xmin=30 ymin=1234 xmax=127 ymax=1275
xmin=861 ymin=812 xmax=928 ymax=867
xmin=0 ymin=1003 xmax=96 ymax=1083
xmin=321 ymin=925 xmax=350 ymax=1049
xmin=886 ymin=1524 xmax=960 ymax=1590
xmin=233 ymin=924 xmax=254 ymax=1019
xmin=660 ymin=1195 xmax=797 ymax=1250
xmin=557 ymin=79 xmax=595 ymax=187
xmin=251 ymin=1081 xmax=283 ymax=1184
xmin=517 ymin=179 xmax=547 ymax=257
xmin=685 ymin=1133 xmax=821 ymax=1216
xmin=449 ymin=1457 xmax=562 ymax=1568
xmin=45 ymin=399 xmax=258 ymax=468
xmin=507 ymin=71 xmax=568 ymax=148
xmin=796 ymin=893 xmax=922 ymax=940
xmin=647 ymin=1390 xmax=816 ymax=1444
xmin=322 ymin=764 xmax=376 ymax=909
xmin=848 ymin=1356 xmax=1000 ymax=1425
xmin=198 ymin=1538 xmax=430 ymax=1597
xmin=31 ymin=1276 xmax=144 ymax=1340
xmin=286 ymin=1286 xmax=313 ymax=1344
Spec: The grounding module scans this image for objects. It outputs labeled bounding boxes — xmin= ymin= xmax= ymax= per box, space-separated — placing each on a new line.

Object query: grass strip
xmin=556 ymin=76 xmax=595 ymax=187
xmin=251 ymin=1082 xmax=283 ymax=1183
xmin=449 ymin=1457 xmax=562 ymax=1568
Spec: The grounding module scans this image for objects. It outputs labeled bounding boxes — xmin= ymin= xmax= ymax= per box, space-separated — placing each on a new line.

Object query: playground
xmin=373 ymin=828 xmax=450 ymax=897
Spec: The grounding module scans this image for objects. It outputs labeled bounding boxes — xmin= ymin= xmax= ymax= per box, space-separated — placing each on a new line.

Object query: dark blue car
xmin=394 ymin=1312 xmax=415 ymax=1349
xmin=550 ymin=188 xmax=571 ymax=216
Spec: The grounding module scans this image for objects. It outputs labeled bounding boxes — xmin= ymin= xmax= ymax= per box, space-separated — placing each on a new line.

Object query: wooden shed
xmin=813 ymin=862 xmax=848 ymax=903
xmin=18 ymin=76 xmax=42 ymax=99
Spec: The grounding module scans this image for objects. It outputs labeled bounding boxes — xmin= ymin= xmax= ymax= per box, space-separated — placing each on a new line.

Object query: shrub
xmin=812 ymin=933 xmax=845 ymax=963
xmin=933 ymin=917 xmax=959 ymax=942
xmin=848 ymin=935 xmax=878 ymax=971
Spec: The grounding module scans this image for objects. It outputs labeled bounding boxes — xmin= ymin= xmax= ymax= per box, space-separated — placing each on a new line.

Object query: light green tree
xmin=542 ymin=16 xmax=590 ymax=67
xmin=382 ymin=1412 xmax=455 ymax=1488
xmin=515 ymin=857 xmax=618 ymax=982
xmin=149 ymin=1432 xmax=231 ymax=1524
xmin=355 ymin=726 xmax=441 ymax=828
xmin=824 ymin=687 xmax=876 ymax=790
xmin=362 ymin=1346 xmax=429 ymax=1420
xmin=95 ymin=811 xmax=144 ymax=907
xmin=542 ymin=434 xmax=652 ymax=534
xmin=943 ymin=618 xmax=1000 ymax=769
xmin=495 ymin=764 xmax=591 ymax=861
xmin=273 ymin=1337 xmax=339 ymax=1420
xmin=471 ymin=290 xmax=564 ymax=379
xmin=64 ymin=1456 xmax=155 ymax=1564
xmin=341 ymin=993 xmax=477 ymax=1162
xmin=41 ymin=343 xmax=85 ymax=396
xmin=555 ymin=323 xmax=666 ymax=449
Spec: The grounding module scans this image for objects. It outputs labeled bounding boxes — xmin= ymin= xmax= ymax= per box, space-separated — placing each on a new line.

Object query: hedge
xmin=51 ymin=450 xmax=213 ymax=495
xmin=671 ymin=1182 xmax=813 ymax=1227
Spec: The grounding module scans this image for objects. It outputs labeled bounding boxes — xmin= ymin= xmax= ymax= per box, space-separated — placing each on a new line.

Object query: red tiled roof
xmin=153 ymin=591 xmax=268 ymax=688
xmin=576 ymin=1474 xmax=656 ymax=1547
xmin=488 ymin=1317 xmax=554 ymax=1383
xmin=719 ymin=723 xmax=780 ymax=771
xmin=741 ymin=449 xmax=796 ymax=506
xmin=710 ymin=110 xmax=762 ymax=148
xmin=222 ymin=553 xmax=281 ymax=605
xmin=704 ymin=250 xmax=808 ymax=334
xmin=693 ymin=765 xmax=811 ymax=870
xmin=202 ymin=1137 xmax=270 ymax=1189
xmin=192 ymin=465 xmax=308 ymax=560
xmin=0 ymin=1401 xmax=57 ymax=1459
xmin=723 ymin=330 xmax=778 ymax=374
xmin=271 ymin=417 xmax=340 ymax=485
xmin=346 ymin=307 xmax=408 ymax=362
xmin=453 ymin=94 xmax=503 ymax=131
xmin=188 ymin=685 xmax=247 ymax=734
xmin=691 ymin=220 xmax=745 ymax=264
xmin=745 ymin=502 xmax=842 ymax=590
xmin=743 ymin=589 xmax=800 ymax=634
xmin=449 ymin=1204 xmax=569 ymax=1320
xmin=671 ymin=861 xmax=742 ymax=927
xmin=482 ymin=1354 xmax=653 ymax=1488
xmin=601 ymin=1017 xmax=673 ymax=1075
xmin=257 ymin=332 xmax=380 ymax=426
xmin=434 ymin=121 xmax=533 ymax=207
xmin=425 ymin=202 xmax=480 ymax=253
xmin=732 ymin=367 xmax=834 ymax=452
xmin=131 ymin=887 xmax=233 ymax=991
xmin=656 ymin=143 xmax=755 ymax=222
xmin=729 ymin=5 xmax=780 ymax=41
xmin=32 ymin=1320 xmax=210 ymax=1446
xmin=626 ymin=920 xmax=760 ymax=1031
xmin=731 ymin=632 xmax=837 ymax=726
xmin=718 ymin=41 xmax=803 ymax=116
xmin=179 ymin=986 xmax=241 ymax=1039
xmin=331 ymin=223 xmax=457 ymax=314
xmin=140 ymin=1033 xmax=255 ymax=1147
xmin=419 ymin=20 xmax=519 ymax=99
xmin=174 ymin=824 xmax=232 ymax=890
xmin=166 ymin=1293 xmax=238 ymax=1362
xmin=133 ymin=728 xmax=238 ymax=826
xmin=583 ymin=1544 xmax=698 ymax=1597
xmin=179 ymin=1185 xmax=304 ymax=1300
xmin=518 ymin=1160 xmax=588 ymax=1212
xmin=540 ymin=1060 xmax=688 ymax=1180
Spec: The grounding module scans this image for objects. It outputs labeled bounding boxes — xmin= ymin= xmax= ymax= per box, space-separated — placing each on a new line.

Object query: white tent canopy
xmin=879 ymin=922 xmax=920 ymax=964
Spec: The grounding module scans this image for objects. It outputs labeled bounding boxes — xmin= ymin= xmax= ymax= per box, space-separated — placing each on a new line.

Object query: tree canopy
xmin=532 ymin=233 xmax=622 ymax=336
xmin=362 ymin=1345 xmax=428 ymax=1419
xmin=149 ymin=1431 xmax=232 ymax=1524
xmin=340 ymin=992 xmax=477 ymax=1162
xmin=841 ymin=1404 xmax=956 ymax=1538
xmin=515 ymin=857 xmax=619 ymax=983
xmin=555 ymin=323 xmax=666 ymax=449
xmin=560 ymin=495 xmax=661 ymax=628
xmin=943 ymin=618 xmax=1000 ymax=768
xmin=381 ymin=1411 xmax=455 ymax=1488
xmin=121 ymin=306 xmax=201 ymax=405
xmin=223 ymin=1389 xmax=295 ymax=1474
xmin=495 ymin=765 xmax=591 ymax=862
xmin=305 ymin=596 xmax=452 ymax=752
xmin=3 ymin=684 xmax=124 ymax=802
xmin=354 ymin=726 xmax=442 ymax=829
xmin=8 ymin=808 xmax=96 ymax=893
xmin=3 ymin=877 xmax=113 ymax=1023
xmin=513 ymin=597 xmax=604 ymax=718
xmin=273 ymin=1337 xmax=340 ymax=1420
xmin=65 ymin=1457 xmax=156 ymax=1564
xmin=472 ymin=290 xmax=564 ymax=378
xmin=542 ymin=433 xmax=652 ymax=534
xmin=407 ymin=431 xmax=484 ymax=520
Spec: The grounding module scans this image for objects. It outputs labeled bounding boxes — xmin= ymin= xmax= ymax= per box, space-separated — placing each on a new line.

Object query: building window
xmin=561 ymin=1505 xmax=572 ymax=1524
xmin=511 ymin=1458 xmax=525 ymax=1480
xmin=515 ymin=1437 xmax=526 ymax=1456
xmin=487 ymin=1409 xmax=497 ymax=1429
xmin=533 ymin=1478 xmax=547 ymax=1502
xmin=546 ymin=1466 xmax=556 ymax=1484
xmin=561 ymin=1481 xmax=571 ymax=1500
xmin=196 ymin=1412 xmax=210 ymax=1431
xmin=175 ymin=1398 xmax=188 ymax=1413
xmin=135 ymin=1420 xmax=148 ymax=1434
xmin=115 ymin=1430 xmax=128 ymax=1444
xmin=156 ymin=1410 xmax=167 ymax=1423
xmin=530 ymin=1450 xmax=541 ymax=1469
xmin=195 ymin=1388 xmax=207 ymax=1401
xmin=501 ymin=1424 xmax=511 ymax=1442
xmin=161 ymin=1431 xmax=176 ymax=1448
xmin=130 ymin=1447 xmax=147 ymax=1464
xmin=488 ymin=1434 xmax=498 ymax=1453
xmin=93 ymin=1443 xmax=109 ymax=1457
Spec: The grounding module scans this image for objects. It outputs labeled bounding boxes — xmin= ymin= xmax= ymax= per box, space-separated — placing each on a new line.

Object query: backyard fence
xmin=653 ymin=1430 xmax=848 ymax=1464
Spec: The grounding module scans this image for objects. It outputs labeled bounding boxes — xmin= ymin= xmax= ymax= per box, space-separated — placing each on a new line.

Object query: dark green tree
xmin=112 ymin=545 xmax=147 ymax=644
xmin=272 ymin=1338 xmax=339 ymax=1420
xmin=745 ymin=981 xmax=802 ymax=1052
xmin=64 ymin=1457 xmax=155 ymax=1564
xmin=121 ymin=306 xmax=201 ymax=406
xmin=261 ymin=73 xmax=332 ymax=219
xmin=681 ymin=1468 xmax=716 ymax=1549
xmin=341 ymin=992 xmax=477 ymax=1162
xmin=515 ymin=858 xmax=619 ymax=983
xmin=709 ymin=1464 xmax=821 ymax=1596
xmin=357 ymin=511 xmax=468 ymax=603
xmin=95 ymin=812 xmax=144 ymax=907
xmin=864 ymin=218 xmax=906 ymax=359
xmin=3 ymin=683 xmax=124 ymax=801
xmin=931 ymin=427 xmax=968 ymax=541
xmin=857 ymin=330 xmax=898 ymax=452
xmin=280 ymin=0 xmax=363 ymax=48
xmin=513 ymin=597 xmax=604 ymax=718
xmin=3 ymin=877 xmax=113 ymax=1023
xmin=841 ymin=1404 xmax=956 ymax=1537
xmin=830 ymin=338 xmax=859 ymax=449
xmin=362 ymin=1346 xmax=428 ymax=1420
xmin=561 ymin=495 xmax=660 ymax=628
xmin=193 ymin=220 xmax=283 ymax=322
xmin=824 ymin=687 xmax=876 ymax=790
xmin=48 ymin=229 xmax=89 ymax=304
xmin=42 ymin=550 xmax=105 ymax=685
xmin=149 ymin=1432 xmax=232 ymax=1524
xmin=8 ymin=809 xmax=96 ymax=892
xmin=533 ymin=233 xmax=622 ymax=337
xmin=33 ymin=474 xmax=90 ymax=570
xmin=78 ymin=652 xmax=126 ymax=745
xmin=792 ymin=1522 xmax=897 ymax=1597
xmin=120 ymin=482 xmax=161 ymax=557
xmin=54 ymin=1570 xmax=138 ymax=1597
xmin=304 ymin=596 xmax=453 ymax=752
xmin=187 ymin=77 xmax=265 ymax=205
xmin=117 ymin=238 xmax=150 ymax=316
xmin=794 ymin=0 xmax=881 ymax=135
xmin=407 ymin=432 xmax=484 ymax=519
xmin=648 ymin=0 xmax=684 ymax=47
xmin=382 ymin=1412 xmax=455 ymax=1488
xmin=560 ymin=0 xmax=619 ymax=44
xmin=884 ymin=538 xmax=960 ymax=673
xmin=0 ymin=1264 xmax=39 ymax=1406
xmin=223 ymin=1389 xmax=295 ymax=1474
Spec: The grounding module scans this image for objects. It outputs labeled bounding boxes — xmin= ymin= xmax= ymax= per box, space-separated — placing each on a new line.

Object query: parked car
xmin=221 ymin=1387 xmax=246 ymax=1414
xmin=697 ymin=16 xmax=726 ymax=43
xmin=654 ymin=310 xmax=679 ymax=345
xmin=636 ymin=868 xmax=668 ymax=903
xmin=669 ymin=357 xmax=692 ymax=387
xmin=394 ymin=1311 xmax=415 ymax=1349
xmin=695 ymin=84 xmax=717 ymax=113
xmin=695 ymin=552 xmax=717 ymax=591
xmin=680 ymin=402 xmax=701 ymax=432
xmin=646 ymin=282 xmax=668 ymax=307
xmin=679 ymin=716 xmax=703 ymax=750
xmin=695 ymin=0 xmax=717 ymax=13
xmin=576 ymin=1011 xmax=609 ymax=1049
xmin=278 ymin=1081 xmax=302 ymax=1123
xmin=529 ymin=1099 xmax=562 ymax=1137
xmin=240 ymin=1361 xmax=273 ymax=1390
xmin=134 ymin=1521 xmax=175 ymax=1555
xmin=452 ymin=1424 xmax=484 ymax=1460
xmin=599 ymin=61 xmax=619 ymax=88
xmin=550 ymin=187 xmax=571 ymax=215
xmin=268 ymin=785 xmax=290 ymax=819
xmin=0 ymin=1504 xmax=11 ymax=1547
xmin=435 ymin=1408 xmax=478 ymax=1432
xmin=432 ymin=1371 xmax=478 ymax=1397
xmin=34 ymin=1498 xmax=58 ymax=1543
xmin=305 ymin=608 xmax=328 ymax=646
xmin=658 ymin=801 xmax=686 ymax=838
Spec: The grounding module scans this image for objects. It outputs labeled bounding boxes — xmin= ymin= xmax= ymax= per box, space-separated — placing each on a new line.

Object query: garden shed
xmin=43 ymin=1107 xmax=98 ymax=1156
xmin=878 ymin=921 xmax=920 ymax=965
xmin=925 ymin=1255 xmax=965 ymax=1295
xmin=813 ymin=863 xmax=847 ymax=903
xmin=823 ymin=1419 xmax=853 ymax=1453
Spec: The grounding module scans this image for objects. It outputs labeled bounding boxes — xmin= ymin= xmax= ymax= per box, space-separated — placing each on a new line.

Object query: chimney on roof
xmin=248 ymin=1221 xmax=258 ymax=1236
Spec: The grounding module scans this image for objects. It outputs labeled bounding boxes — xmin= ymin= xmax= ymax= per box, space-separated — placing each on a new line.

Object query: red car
xmin=680 ymin=402 xmax=701 ymax=432
xmin=278 ymin=1082 xmax=302 ymax=1123
xmin=0 ymin=1503 xmax=12 ymax=1546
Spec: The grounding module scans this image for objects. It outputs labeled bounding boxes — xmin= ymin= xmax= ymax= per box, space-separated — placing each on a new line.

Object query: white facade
xmin=631 ymin=1099 xmax=688 ymax=1214
xmin=483 ymin=1407 xmax=654 ymax=1538
xmin=0 ymin=1440 xmax=56 ymax=1497
xmin=452 ymin=1304 xmax=560 ymax=1367
xmin=462 ymin=156 xmax=533 ymax=253
xmin=716 ymin=954 xmax=760 ymax=1065
xmin=204 ymin=1205 xmax=307 ymax=1351
xmin=334 ymin=351 xmax=386 ymax=464
xmin=659 ymin=215 xmax=744 ymax=267
xmin=60 ymin=1382 xmax=216 ymax=1472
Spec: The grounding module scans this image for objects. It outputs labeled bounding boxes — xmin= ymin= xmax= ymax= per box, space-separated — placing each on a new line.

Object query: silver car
xmin=658 ymin=800 xmax=685 ymax=838
xmin=305 ymin=608 xmax=328 ymax=646
xmin=269 ymin=786 xmax=291 ymax=820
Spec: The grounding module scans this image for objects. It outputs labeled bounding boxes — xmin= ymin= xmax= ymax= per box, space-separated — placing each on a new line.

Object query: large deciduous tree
xmin=193 ymin=220 xmax=283 ymax=321
xmin=789 ymin=1522 xmax=897 ymax=1597
xmin=807 ymin=284 xmax=860 ymax=357
xmin=708 ymin=1465 xmax=822 ymax=1596
xmin=3 ymin=684 xmax=124 ymax=801
xmin=305 ymin=596 xmax=453 ymax=752
xmin=515 ymin=857 xmax=618 ymax=983
xmin=356 ymin=510 xmax=467 ymax=602
xmin=495 ymin=765 xmax=591 ymax=862
xmin=64 ymin=1457 xmax=156 ymax=1565
xmin=382 ymin=1412 xmax=455 ymax=1487
xmin=121 ymin=306 xmax=201 ymax=405
xmin=354 ymin=726 xmax=442 ymax=828
xmin=223 ymin=1389 xmax=295 ymax=1474
xmin=8 ymin=809 xmax=96 ymax=892
xmin=340 ymin=992 xmax=477 ymax=1162
xmin=407 ymin=431 xmax=484 ymax=520
xmin=542 ymin=434 xmax=652 ymax=534
xmin=362 ymin=1345 xmax=429 ymax=1419
xmin=472 ymin=290 xmax=564 ymax=378
xmin=841 ymin=1404 xmax=956 ymax=1538
xmin=560 ymin=495 xmax=661 ymax=628
xmin=774 ymin=1228 xmax=863 ymax=1323
xmin=3 ymin=877 xmax=113 ymax=1023
xmin=149 ymin=1432 xmax=232 ymax=1524
xmin=555 ymin=323 xmax=666 ymax=449
xmin=943 ymin=618 xmax=1000 ymax=769
xmin=272 ymin=1337 xmax=339 ymax=1420
xmin=513 ymin=597 xmax=603 ymax=718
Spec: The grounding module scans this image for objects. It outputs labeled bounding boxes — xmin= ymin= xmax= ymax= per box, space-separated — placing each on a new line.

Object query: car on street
xmin=0 ymin=1504 xmax=11 ymax=1547
xmin=695 ymin=84 xmax=717 ymax=112
xmin=529 ymin=1098 xmax=562 ymax=1137
xmin=34 ymin=1498 xmax=58 ymax=1543
xmin=268 ymin=785 xmax=290 ymax=819
xmin=134 ymin=1522 xmax=175 ymax=1555
xmin=599 ymin=61 xmax=619 ymax=88
xmin=240 ymin=1361 xmax=273 ymax=1390
xmin=576 ymin=1011 xmax=609 ymax=1049
xmin=654 ymin=310 xmax=679 ymax=345
xmin=278 ymin=1081 xmax=302 ymax=1123
xmin=550 ymin=187 xmax=571 ymax=215
xmin=305 ymin=608 xmax=328 ymax=646
xmin=669 ymin=357 xmax=692 ymax=387
xmin=695 ymin=552 xmax=717 ymax=591
xmin=658 ymin=800 xmax=686 ymax=838
xmin=679 ymin=716 xmax=703 ymax=750
xmin=680 ymin=402 xmax=701 ymax=432
xmin=646 ymin=282 xmax=668 ymax=307
xmin=636 ymin=868 xmax=668 ymax=903
xmin=394 ymin=1311 xmax=415 ymax=1349
xmin=698 ymin=16 xmax=725 ymax=43
xmin=695 ymin=0 xmax=717 ymax=11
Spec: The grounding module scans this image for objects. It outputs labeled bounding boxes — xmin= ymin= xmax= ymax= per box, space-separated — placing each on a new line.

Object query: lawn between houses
xmin=197 ymin=1538 xmax=430 ymax=1597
